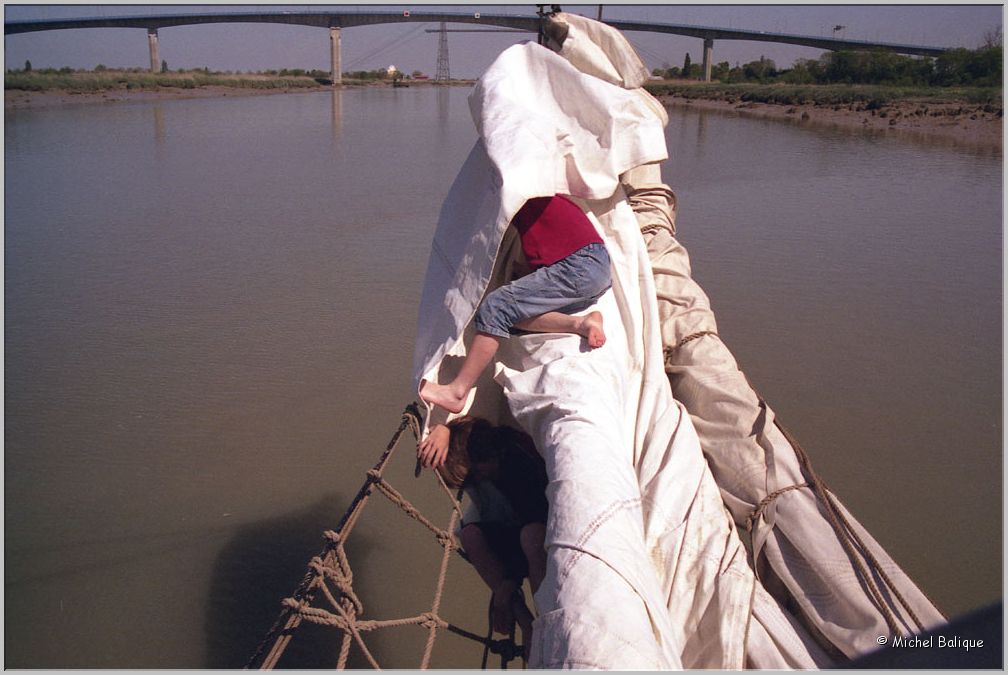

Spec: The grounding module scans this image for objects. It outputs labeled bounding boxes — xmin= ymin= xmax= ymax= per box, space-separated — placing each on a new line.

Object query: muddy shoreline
xmin=656 ymin=94 xmax=1002 ymax=150
xmin=5 ymin=84 xmax=1002 ymax=150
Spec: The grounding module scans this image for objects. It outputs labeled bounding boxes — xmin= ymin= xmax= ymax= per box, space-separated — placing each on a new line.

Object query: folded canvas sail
xmin=413 ymin=11 xmax=944 ymax=668
xmin=547 ymin=10 xmax=946 ymax=660
xmin=413 ymin=34 xmax=830 ymax=669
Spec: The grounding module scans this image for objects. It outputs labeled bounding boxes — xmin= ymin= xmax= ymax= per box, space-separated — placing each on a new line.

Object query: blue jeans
xmin=474 ymin=242 xmax=611 ymax=339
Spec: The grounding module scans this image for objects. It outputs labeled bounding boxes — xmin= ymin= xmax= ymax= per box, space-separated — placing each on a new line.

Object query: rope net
xmin=245 ymin=403 xmax=525 ymax=670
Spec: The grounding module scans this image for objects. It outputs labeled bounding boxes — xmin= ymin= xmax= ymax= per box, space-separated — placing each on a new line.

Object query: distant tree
xmin=742 ymin=55 xmax=776 ymax=82
xmin=94 ymin=63 xmax=107 ymax=72
xmin=412 ymin=69 xmax=423 ymax=77
xmin=725 ymin=65 xmax=746 ymax=83
xmin=779 ymin=58 xmax=817 ymax=84
xmin=24 ymin=59 xmax=32 ymax=72
xmin=982 ymin=26 xmax=1003 ymax=48
xmin=161 ymin=59 xmax=168 ymax=73
xmin=683 ymin=52 xmax=692 ymax=77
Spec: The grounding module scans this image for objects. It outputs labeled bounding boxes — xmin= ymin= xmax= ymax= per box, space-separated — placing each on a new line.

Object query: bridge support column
xmin=330 ymin=27 xmax=342 ymax=86
xmin=147 ymin=28 xmax=160 ymax=73
xmin=702 ymin=37 xmax=713 ymax=82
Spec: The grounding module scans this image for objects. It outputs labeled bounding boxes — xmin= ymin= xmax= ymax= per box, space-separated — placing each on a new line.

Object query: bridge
xmin=4 ymin=10 xmax=953 ymax=84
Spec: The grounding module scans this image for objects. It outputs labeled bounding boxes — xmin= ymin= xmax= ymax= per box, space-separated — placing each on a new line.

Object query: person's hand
xmin=492 ymin=579 xmax=519 ymax=634
xmin=418 ymin=424 xmax=451 ymax=468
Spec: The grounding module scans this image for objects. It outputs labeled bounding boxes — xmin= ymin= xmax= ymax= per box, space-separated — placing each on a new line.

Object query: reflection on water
xmin=3 ymin=86 xmax=1002 ymax=667
xmin=437 ymin=85 xmax=450 ymax=128
xmin=152 ymin=103 xmax=166 ymax=144
xmin=331 ymin=87 xmax=342 ymax=138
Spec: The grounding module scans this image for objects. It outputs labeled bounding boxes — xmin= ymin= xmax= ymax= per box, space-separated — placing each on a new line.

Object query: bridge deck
xmin=4 ymin=10 xmax=951 ymax=57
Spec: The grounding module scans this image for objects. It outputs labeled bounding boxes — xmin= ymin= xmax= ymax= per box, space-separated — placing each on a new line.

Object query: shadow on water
xmin=203 ymin=493 xmax=376 ymax=669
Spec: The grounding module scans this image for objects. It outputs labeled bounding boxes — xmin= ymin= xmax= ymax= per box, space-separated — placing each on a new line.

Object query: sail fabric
xmin=549 ymin=11 xmax=946 ymax=659
xmin=413 ymin=40 xmax=826 ymax=669
xmin=411 ymin=41 xmax=666 ymax=392
xmin=619 ymin=163 xmax=947 ymax=658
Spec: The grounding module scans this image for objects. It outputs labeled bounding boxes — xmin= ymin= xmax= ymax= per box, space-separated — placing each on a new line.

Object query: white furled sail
xmin=549 ymin=9 xmax=946 ymax=660
xmin=413 ymin=11 xmax=941 ymax=668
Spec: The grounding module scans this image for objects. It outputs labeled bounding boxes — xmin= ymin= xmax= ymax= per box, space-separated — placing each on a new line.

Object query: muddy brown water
xmin=4 ymin=86 xmax=1001 ymax=667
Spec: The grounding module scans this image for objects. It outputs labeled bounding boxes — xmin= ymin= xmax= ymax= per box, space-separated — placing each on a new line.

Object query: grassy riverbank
xmin=643 ymin=80 xmax=1003 ymax=108
xmin=4 ymin=68 xmax=476 ymax=93
xmin=647 ymin=81 xmax=1002 ymax=148
xmin=5 ymin=69 xmax=329 ymax=92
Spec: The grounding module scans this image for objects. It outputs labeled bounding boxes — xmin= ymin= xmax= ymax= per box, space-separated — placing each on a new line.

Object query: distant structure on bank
xmin=435 ymin=21 xmax=450 ymax=81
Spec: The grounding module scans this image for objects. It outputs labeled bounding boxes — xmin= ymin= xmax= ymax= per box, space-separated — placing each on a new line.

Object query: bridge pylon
xmin=147 ymin=28 xmax=159 ymax=73
xmin=330 ymin=26 xmax=342 ymax=85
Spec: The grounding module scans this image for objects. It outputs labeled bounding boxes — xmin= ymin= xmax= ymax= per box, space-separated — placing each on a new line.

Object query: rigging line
xmin=344 ymin=22 xmax=428 ymax=70
xmin=625 ymin=36 xmax=667 ymax=69
xmin=344 ymin=25 xmax=422 ymax=70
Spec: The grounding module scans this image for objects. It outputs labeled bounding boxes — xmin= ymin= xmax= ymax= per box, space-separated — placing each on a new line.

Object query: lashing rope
xmin=667 ymin=331 xmax=928 ymax=637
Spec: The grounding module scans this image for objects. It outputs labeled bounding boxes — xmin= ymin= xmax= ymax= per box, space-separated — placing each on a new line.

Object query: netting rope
xmin=245 ymin=403 xmax=523 ymax=670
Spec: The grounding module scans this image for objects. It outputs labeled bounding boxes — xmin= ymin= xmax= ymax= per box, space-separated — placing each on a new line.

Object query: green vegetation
xmin=3 ymin=65 xmax=455 ymax=92
xmin=647 ymin=44 xmax=1002 ymax=112
xmin=651 ymin=44 xmax=1002 ymax=90
xmin=5 ymin=67 xmax=330 ymax=92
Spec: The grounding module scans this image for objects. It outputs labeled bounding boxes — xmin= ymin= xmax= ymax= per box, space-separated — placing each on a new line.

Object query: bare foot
xmin=419 ymin=379 xmax=467 ymax=414
xmin=577 ymin=311 xmax=606 ymax=348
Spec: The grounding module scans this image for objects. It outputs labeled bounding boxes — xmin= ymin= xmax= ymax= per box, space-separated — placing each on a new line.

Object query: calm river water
xmin=4 ymin=86 xmax=1002 ymax=668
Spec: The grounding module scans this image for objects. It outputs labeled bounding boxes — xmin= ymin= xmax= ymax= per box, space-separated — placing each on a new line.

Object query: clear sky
xmin=3 ymin=3 xmax=1004 ymax=78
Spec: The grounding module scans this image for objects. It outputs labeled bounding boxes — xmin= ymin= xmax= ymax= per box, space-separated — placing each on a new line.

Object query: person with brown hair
xmin=418 ymin=416 xmax=549 ymax=655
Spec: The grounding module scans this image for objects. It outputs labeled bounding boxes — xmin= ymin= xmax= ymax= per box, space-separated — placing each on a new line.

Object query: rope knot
xmin=435 ymin=530 xmax=456 ymax=550
xmin=282 ymin=597 xmax=307 ymax=612
xmin=419 ymin=612 xmax=445 ymax=630
xmin=746 ymin=483 xmax=810 ymax=533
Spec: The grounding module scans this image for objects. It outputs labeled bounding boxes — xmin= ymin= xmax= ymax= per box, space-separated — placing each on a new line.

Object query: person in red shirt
xmin=421 ymin=194 xmax=611 ymax=414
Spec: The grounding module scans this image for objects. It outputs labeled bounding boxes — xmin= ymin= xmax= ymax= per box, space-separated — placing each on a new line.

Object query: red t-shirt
xmin=511 ymin=194 xmax=603 ymax=269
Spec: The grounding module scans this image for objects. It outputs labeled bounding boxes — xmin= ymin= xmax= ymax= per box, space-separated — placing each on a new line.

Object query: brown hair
xmin=437 ymin=416 xmax=479 ymax=488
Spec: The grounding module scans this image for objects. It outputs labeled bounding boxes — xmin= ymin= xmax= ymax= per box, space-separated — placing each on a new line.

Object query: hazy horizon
xmin=4 ymin=4 xmax=1004 ymax=79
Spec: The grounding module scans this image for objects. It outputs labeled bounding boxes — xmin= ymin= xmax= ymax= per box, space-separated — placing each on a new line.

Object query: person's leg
xmin=515 ymin=311 xmax=606 ymax=348
xmin=423 ymin=244 xmax=612 ymax=413
xmin=461 ymin=523 xmax=530 ymax=636
xmin=460 ymin=523 xmax=509 ymax=592
xmin=519 ymin=522 xmax=547 ymax=594
xmin=420 ymin=331 xmax=500 ymax=414
xmin=511 ymin=593 xmax=535 ymax=660
xmin=513 ymin=243 xmax=611 ymax=348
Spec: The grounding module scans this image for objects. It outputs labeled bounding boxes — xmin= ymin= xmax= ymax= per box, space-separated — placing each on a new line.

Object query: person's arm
xmin=418 ymin=423 xmax=451 ymax=468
